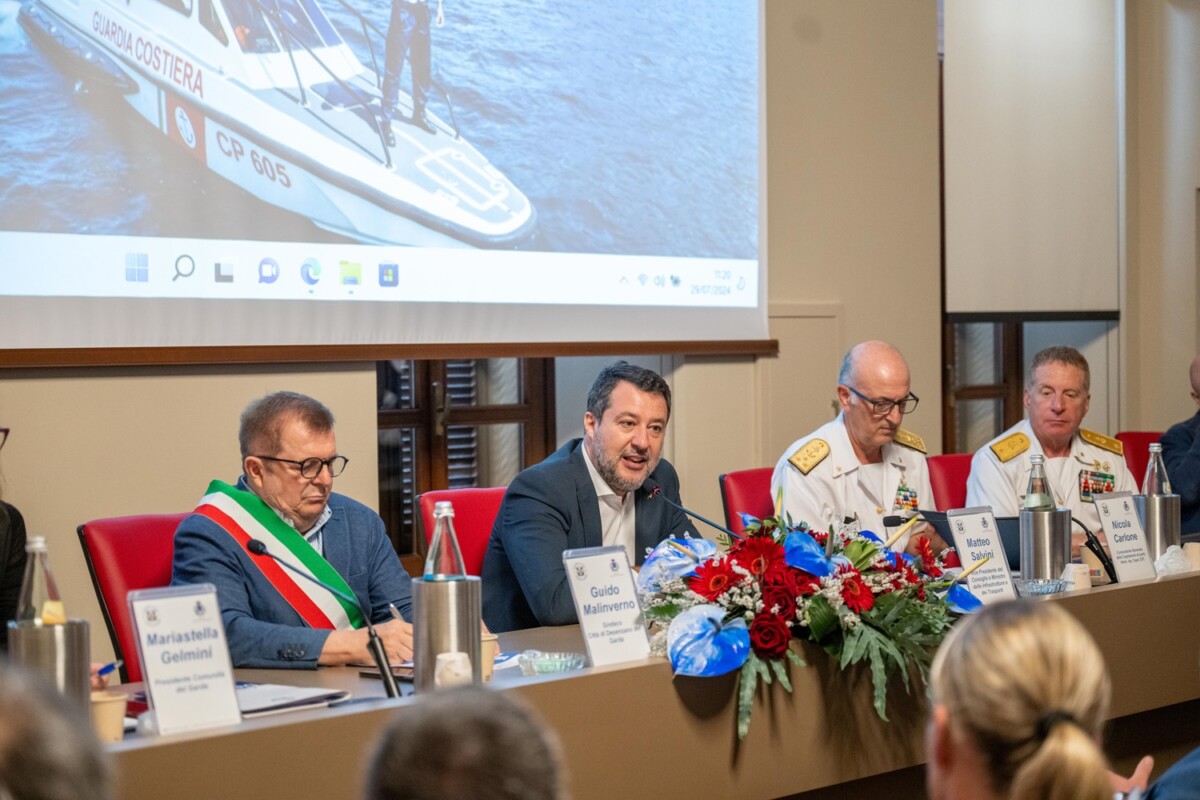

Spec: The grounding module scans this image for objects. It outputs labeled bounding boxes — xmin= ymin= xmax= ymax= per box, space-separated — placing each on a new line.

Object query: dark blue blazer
xmin=481 ymin=438 xmax=697 ymax=632
xmin=1161 ymin=411 xmax=1200 ymax=534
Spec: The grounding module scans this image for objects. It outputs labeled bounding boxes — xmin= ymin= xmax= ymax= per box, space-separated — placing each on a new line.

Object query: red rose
xmin=838 ymin=567 xmax=875 ymax=614
xmin=763 ymin=563 xmax=820 ymax=598
xmin=943 ymin=549 xmax=962 ymax=569
xmin=761 ymin=586 xmax=797 ymax=621
xmin=749 ymin=612 xmax=791 ymax=659
xmin=730 ymin=536 xmax=784 ymax=578
xmin=688 ymin=558 xmax=739 ymax=601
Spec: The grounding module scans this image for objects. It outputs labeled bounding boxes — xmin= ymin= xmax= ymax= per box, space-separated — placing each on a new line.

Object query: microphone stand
xmin=247 ymin=540 xmax=401 ymax=698
xmin=1071 ymin=517 xmax=1118 ymax=584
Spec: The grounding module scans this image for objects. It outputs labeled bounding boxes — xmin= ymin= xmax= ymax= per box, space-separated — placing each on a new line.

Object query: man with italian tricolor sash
xmin=966 ymin=346 xmax=1136 ymax=557
xmin=171 ymin=392 xmax=414 ymax=668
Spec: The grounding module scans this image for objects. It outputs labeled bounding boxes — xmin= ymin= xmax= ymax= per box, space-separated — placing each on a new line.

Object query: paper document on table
xmin=236 ymin=682 xmax=351 ymax=717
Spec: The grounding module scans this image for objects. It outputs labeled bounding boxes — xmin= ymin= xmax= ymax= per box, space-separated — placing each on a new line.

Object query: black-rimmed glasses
xmin=0 ymin=428 xmax=8 ymax=451
xmin=253 ymin=454 xmax=349 ymax=478
xmin=846 ymin=387 xmax=919 ymax=416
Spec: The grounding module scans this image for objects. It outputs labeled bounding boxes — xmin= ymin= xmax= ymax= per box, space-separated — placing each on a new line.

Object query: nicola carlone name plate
xmin=128 ymin=584 xmax=240 ymax=735
xmin=1094 ymin=492 xmax=1157 ymax=583
xmin=563 ymin=546 xmax=650 ymax=667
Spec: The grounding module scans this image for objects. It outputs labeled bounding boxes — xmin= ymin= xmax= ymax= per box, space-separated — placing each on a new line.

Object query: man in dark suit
xmin=1162 ymin=353 xmax=1200 ymax=534
xmin=482 ymin=362 xmax=698 ymax=632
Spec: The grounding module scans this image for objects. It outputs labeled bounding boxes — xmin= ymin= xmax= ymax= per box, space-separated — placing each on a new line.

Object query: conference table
xmin=112 ymin=572 xmax=1200 ymax=800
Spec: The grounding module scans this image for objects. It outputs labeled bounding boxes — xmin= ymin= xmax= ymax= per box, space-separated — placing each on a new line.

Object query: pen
xmin=388 ymin=603 xmax=403 ymax=622
xmin=97 ymin=660 xmax=123 ymax=678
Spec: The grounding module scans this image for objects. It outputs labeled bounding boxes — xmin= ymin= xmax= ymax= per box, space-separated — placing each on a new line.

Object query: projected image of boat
xmin=18 ymin=0 xmax=535 ymax=247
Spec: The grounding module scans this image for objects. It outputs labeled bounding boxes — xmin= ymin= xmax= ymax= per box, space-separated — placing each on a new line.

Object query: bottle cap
xmin=24 ymin=536 xmax=47 ymax=554
xmin=433 ymin=501 xmax=455 ymax=518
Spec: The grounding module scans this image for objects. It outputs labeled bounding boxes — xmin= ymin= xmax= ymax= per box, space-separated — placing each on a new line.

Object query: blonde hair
xmin=930 ymin=600 xmax=1111 ymax=800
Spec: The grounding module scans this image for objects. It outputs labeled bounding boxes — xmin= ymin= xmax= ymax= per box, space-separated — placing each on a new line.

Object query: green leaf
xmin=737 ymin=656 xmax=759 ymax=740
xmin=787 ymin=649 xmax=806 ymax=668
xmin=807 ymin=595 xmax=839 ymax=642
xmin=644 ymin=603 xmax=683 ymax=621
xmin=843 ymin=539 xmax=879 ymax=571
xmin=769 ymin=657 xmax=793 ymax=693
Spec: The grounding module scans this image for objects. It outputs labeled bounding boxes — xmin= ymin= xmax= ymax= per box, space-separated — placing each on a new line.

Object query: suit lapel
xmin=571 ymin=444 xmax=604 ymax=549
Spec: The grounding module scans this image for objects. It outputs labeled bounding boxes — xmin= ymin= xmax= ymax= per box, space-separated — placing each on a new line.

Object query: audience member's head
xmin=926 ymin=600 xmax=1111 ymax=800
xmin=365 ymin=687 xmax=566 ymax=800
xmin=0 ymin=666 xmax=113 ymax=800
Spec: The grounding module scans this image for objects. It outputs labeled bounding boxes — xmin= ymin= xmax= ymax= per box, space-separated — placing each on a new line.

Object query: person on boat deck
xmin=380 ymin=0 xmax=442 ymax=138
xmin=171 ymin=391 xmax=414 ymax=668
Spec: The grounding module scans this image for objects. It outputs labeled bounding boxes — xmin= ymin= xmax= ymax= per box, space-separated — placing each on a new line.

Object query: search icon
xmin=173 ymin=254 xmax=196 ymax=281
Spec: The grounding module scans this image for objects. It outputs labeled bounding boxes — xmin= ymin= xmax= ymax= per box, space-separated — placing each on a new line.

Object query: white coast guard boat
xmin=19 ymin=0 xmax=535 ymax=247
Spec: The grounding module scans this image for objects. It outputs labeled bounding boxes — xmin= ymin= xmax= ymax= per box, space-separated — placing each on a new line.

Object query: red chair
xmin=718 ymin=468 xmax=774 ymax=537
xmin=1115 ymin=431 xmax=1162 ymax=485
xmin=418 ymin=487 xmax=506 ymax=576
xmin=927 ymin=453 xmax=973 ymax=512
xmin=77 ymin=513 xmax=188 ymax=684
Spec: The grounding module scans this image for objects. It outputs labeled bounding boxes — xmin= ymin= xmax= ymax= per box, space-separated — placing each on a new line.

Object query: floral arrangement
xmin=638 ymin=515 xmax=979 ymax=739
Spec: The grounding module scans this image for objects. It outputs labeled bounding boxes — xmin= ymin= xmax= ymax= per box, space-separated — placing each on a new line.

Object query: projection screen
xmin=0 ymin=0 xmax=765 ymax=357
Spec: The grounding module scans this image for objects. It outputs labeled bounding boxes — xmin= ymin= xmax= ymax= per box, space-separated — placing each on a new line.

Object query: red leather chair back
xmin=927 ymin=453 xmax=973 ymax=512
xmin=1114 ymin=431 xmax=1161 ymax=487
xmin=77 ymin=513 xmax=187 ymax=684
xmin=418 ymin=488 xmax=506 ymax=576
xmin=718 ymin=468 xmax=774 ymax=537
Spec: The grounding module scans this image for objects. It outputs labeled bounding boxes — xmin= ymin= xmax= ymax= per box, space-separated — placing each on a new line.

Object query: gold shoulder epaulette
xmin=1080 ymin=428 xmax=1123 ymax=455
xmin=789 ymin=439 xmax=830 ymax=476
xmin=894 ymin=428 xmax=926 ymax=454
xmin=990 ymin=432 xmax=1030 ymax=463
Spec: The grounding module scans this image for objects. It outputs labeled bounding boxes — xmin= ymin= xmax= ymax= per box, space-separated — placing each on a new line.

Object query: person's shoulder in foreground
xmin=482 ymin=361 xmax=696 ymax=632
xmin=171 ymin=390 xmax=413 ymax=669
xmin=365 ymin=686 xmax=566 ymax=800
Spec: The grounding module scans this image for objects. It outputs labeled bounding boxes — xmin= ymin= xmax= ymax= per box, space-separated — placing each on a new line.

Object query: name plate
xmin=563 ymin=546 xmax=650 ymax=667
xmin=128 ymin=584 xmax=241 ymax=735
xmin=1094 ymin=492 xmax=1157 ymax=583
xmin=946 ymin=507 xmax=1017 ymax=603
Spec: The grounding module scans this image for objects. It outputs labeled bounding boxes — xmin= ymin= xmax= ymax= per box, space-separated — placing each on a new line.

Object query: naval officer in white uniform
xmin=966 ymin=345 xmax=1136 ymax=556
xmin=771 ymin=341 xmax=941 ymax=554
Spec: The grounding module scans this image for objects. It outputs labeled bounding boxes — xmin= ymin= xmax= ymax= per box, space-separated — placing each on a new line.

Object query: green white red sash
xmin=194 ymin=480 xmax=363 ymax=630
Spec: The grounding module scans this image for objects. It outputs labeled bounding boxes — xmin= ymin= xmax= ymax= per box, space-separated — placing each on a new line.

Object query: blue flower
xmin=667 ymin=605 xmax=750 ymax=677
xmin=945 ymin=583 xmax=982 ymax=614
xmin=782 ymin=529 xmax=848 ymax=577
xmin=637 ymin=537 xmax=718 ymax=592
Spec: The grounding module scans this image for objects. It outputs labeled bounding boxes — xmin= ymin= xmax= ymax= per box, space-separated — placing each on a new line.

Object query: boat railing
xmin=249 ymin=0 xmax=396 ymax=166
xmin=307 ymin=0 xmax=463 ymax=140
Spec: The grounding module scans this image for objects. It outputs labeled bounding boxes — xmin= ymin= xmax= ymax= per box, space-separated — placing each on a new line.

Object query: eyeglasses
xmin=0 ymin=428 xmax=8 ymax=451
xmin=253 ymin=454 xmax=349 ymax=478
xmin=846 ymin=387 xmax=919 ymax=416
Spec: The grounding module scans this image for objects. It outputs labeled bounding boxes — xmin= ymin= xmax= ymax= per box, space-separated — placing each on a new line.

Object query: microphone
xmin=642 ymin=478 xmax=743 ymax=540
xmin=245 ymin=539 xmax=401 ymax=698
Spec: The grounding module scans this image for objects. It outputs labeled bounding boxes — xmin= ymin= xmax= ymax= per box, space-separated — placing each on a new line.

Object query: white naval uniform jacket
xmin=965 ymin=418 xmax=1137 ymax=538
xmin=770 ymin=413 xmax=932 ymax=550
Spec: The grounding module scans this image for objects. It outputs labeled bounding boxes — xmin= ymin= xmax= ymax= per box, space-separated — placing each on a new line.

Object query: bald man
xmin=771 ymin=341 xmax=939 ymax=553
xmin=1160 ymin=354 xmax=1200 ymax=534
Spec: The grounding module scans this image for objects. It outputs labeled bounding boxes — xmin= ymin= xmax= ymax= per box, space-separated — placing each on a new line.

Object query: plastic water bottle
xmin=16 ymin=536 xmax=66 ymax=626
xmin=1142 ymin=442 xmax=1172 ymax=496
xmin=1023 ymin=454 xmax=1055 ymax=510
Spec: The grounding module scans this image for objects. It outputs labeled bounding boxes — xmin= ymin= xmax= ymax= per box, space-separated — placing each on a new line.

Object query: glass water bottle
xmin=1023 ymin=454 xmax=1055 ymax=510
xmin=1142 ymin=442 xmax=1172 ymax=496
xmin=16 ymin=536 xmax=66 ymax=626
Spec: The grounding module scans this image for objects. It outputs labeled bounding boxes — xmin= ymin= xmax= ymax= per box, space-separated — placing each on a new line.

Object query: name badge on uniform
xmin=1079 ymin=469 xmax=1115 ymax=503
xmin=893 ymin=479 xmax=919 ymax=514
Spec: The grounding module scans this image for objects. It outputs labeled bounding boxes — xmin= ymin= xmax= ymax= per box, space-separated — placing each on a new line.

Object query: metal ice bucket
xmin=1019 ymin=508 xmax=1071 ymax=580
xmin=1135 ymin=493 xmax=1181 ymax=562
xmin=7 ymin=618 xmax=90 ymax=710
xmin=412 ymin=575 xmax=481 ymax=693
